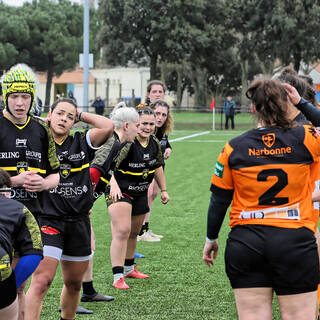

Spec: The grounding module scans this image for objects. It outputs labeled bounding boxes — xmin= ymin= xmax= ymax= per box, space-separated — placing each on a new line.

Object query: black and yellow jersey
xmin=114 ymin=135 xmax=163 ymax=196
xmin=91 ymin=132 xmax=121 ymax=196
xmin=211 ymin=125 xmax=320 ymax=233
xmin=154 ymin=126 xmax=171 ymax=155
xmin=0 ymin=116 xmax=60 ymax=216
xmin=42 ymin=131 xmax=96 ymax=219
xmin=0 ymin=196 xmax=43 ymax=261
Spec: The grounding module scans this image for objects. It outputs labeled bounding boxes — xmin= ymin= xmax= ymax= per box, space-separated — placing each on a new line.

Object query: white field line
xmin=170 ymin=131 xmax=210 ymax=142
xmin=173 ymin=140 xmax=226 ymax=143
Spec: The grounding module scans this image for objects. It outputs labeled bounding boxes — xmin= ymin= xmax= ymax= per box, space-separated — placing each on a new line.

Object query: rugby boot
xmin=125 ymin=265 xmax=149 ymax=279
xmin=112 ymin=277 xmax=130 ymax=289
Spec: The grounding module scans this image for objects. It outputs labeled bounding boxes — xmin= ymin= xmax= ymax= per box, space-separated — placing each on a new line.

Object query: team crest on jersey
xmin=17 ymin=162 xmax=28 ymax=174
xmin=143 ymin=154 xmax=150 ymax=160
xmin=142 ymin=169 xmax=149 ymax=179
xmin=262 ymin=133 xmax=275 ymax=148
xmin=60 ymin=164 xmax=71 ymax=178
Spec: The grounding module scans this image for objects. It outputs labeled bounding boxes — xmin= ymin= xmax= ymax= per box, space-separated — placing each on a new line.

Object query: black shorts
xmin=0 ymin=247 xmax=16 ymax=308
xmin=38 ymin=215 xmax=91 ymax=258
xmin=225 ymin=225 xmax=319 ymax=295
xmin=107 ymin=192 xmax=149 ymax=216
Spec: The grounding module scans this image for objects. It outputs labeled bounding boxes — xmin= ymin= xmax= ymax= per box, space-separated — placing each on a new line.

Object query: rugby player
xmin=25 ymin=98 xmax=114 ymax=320
xmin=138 ymin=99 xmax=173 ymax=242
xmin=203 ymin=79 xmax=320 ymax=319
xmin=108 ymin=106 xmax=169 ymax=289
xmin=0 ymin=168 xmax=42 ymax=320
xmin=137 ymin=80 xmax=171 ymax=242
xmin=0 ymin=65 xmax=60 ymax=319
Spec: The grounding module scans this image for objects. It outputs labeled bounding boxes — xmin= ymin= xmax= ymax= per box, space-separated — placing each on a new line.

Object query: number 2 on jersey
xmin=257 ymin=169 xmax=288 ymax=206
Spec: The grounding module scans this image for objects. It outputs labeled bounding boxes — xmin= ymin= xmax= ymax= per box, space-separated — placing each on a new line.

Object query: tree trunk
xmin=45 ymin=67 xmax=54 ymax=109
xmin=150 ymin=55 xmax=158 ymax=80
xmin=240 ymin=60 xmax=249 ymax=106
xmin=190 ymin=67 xmax=207 ymax=107
xmin=293 ymin=52 xmax=301 ymax=72
xmin=176 ymin=68 xmax=182 ymax=109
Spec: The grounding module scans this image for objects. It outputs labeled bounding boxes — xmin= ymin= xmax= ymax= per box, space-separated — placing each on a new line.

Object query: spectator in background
xmin=92 ymin=96 xmax=105 ymax=115
xmin=223 ymin=95 xmax=236 ymax=130
xmin=68 ymin=91 xmax=77 ymax=104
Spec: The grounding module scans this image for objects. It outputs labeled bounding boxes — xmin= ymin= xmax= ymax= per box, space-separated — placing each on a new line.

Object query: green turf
xmin=34 ymin=128 xmax=284 ymax=319
xmin=172 ymin=111 xmax=256 ymax=131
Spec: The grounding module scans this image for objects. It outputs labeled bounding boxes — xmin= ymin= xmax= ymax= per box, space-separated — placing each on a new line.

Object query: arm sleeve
xmin=295 ymin=98 xmax=320 ymax=127
xmin=14 ymin=254 xmax=42 ymax=288
xmin=14 ymin=207 xmax=43 ymax=256
xmin=207 ymin=185 xmax=233 ymax=240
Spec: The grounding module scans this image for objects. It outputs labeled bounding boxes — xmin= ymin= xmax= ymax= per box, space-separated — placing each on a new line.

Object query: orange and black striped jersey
xmin=211 ymin=125 xmax=320 ymax=233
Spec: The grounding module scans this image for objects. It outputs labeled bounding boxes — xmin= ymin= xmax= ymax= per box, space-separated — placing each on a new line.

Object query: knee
xmin=64 ymin=279 xmax=82 ymax=293
xmin=113 ymin=226 xmax=131 ymax=241
xmin=30 ymin=273 xmax=54 ymax=295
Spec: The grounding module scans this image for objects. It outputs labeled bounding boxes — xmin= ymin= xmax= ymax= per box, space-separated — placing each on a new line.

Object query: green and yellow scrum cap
xmin=2 ymin=69 xmax=36 ymax=110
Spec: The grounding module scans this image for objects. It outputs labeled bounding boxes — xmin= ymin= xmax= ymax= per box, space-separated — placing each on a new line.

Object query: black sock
xmin=82 ymin=280 xmax=96 ymax=296
xmin=112 ymin=266 xmax=124 ymax=274
xmin=139 ymin=222 xmax=149 ymax=236
xmin=124 ymin=258 xmax=135 ymax=266
xmin=61 ymin=318 xmax=74 ymax=320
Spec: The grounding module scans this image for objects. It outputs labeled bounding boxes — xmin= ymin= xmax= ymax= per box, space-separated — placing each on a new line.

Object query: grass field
xmin=172 ymin=110 xmax=256 ymax=131
xmin=35 ymin=112 xmax=283 ymax=319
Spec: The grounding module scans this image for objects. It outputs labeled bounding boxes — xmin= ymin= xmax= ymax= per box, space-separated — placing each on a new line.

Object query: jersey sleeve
xmin=303 ymin=126 xmax=320 ymax=161
xmin=44 ymin=122 xmax=60 ymax=174
xmin=154 ymin=137 xmax=164 ymax=168
xmin=14 ymin=207 xmax=43 ymax=257
xmin=210 ymin=142 xmax=234 ymax=191
xmin=296 ymin=98 xmax=320 ymax=127
xmin=91 ymin=134 xmax=116 ymax=173
xmin=114 ymin=142 xmax=133 ymax=171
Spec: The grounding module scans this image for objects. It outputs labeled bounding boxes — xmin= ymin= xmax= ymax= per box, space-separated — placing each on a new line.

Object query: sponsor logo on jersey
xmin=248 ymin=146 xmax=292 ymax=156
xmin=11 ymin=188 xmax=37 ymax=199
xmin=26 ymin=150 xmax=42 ymax=161
xmin=262 ymin=133 xmax=275 ymax=148
xmin=214 ymin=161 xmax=224 ymax=178
xmin=128 ymin=162 xmax=145 ymax=168
xmin=17 ymin=162 xmax=28 ymax=174
xmin=0 ymin=151 xmax=20 ymax=159
xmin=68 ymin=151 xmax=86 ymax=161
xmin=40 ymin=226 xmax=60 ymax=235
xmin=128 ymin=184 xmax=150 ymax=192
xmin=142 ymin=169 xmax=149 ymax=179
xmin=16 ymin=138 xmax=27 ymax=148
xmin=50 ymin=184 xmax=89 ymax=198
xmin=309 ymin=127 xmax=320 ymax=139
xmin=60 ymin=164 xmax=71 ymax=178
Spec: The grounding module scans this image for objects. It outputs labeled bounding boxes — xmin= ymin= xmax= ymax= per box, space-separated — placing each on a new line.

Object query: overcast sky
xmin=2 ymin=0 xmax=83 ymax=6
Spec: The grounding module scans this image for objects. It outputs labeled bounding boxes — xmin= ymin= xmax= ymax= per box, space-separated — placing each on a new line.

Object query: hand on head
xmin=283 ymin=83 xmax=301 ymax=105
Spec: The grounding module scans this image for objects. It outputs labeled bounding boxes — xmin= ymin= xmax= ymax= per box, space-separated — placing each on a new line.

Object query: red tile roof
xmin=36 ymin=68 xmax=95 ymax=84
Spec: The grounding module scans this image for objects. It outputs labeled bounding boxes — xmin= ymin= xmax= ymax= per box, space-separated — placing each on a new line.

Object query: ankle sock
xmin=112 ymin=266 xmax=124 ymax=282
xmin=139 ymin=222 xmax=149 ymax=236
xmin=82 ymin=280 xmax=96 ymax=296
